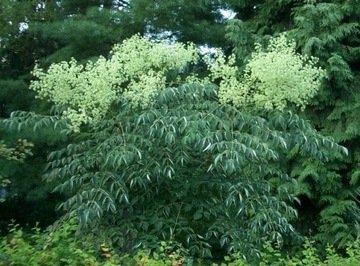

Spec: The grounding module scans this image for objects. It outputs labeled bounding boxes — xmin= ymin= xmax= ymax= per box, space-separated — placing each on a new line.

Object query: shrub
xmin=0 ymin=220 xmax=118 ymax=266
xmin=213 ymin=238 xmax=360 ymax=266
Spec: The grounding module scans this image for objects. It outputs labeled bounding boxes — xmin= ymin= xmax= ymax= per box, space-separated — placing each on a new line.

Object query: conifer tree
xmin=225 ymin=0 xmax=360 ymax=247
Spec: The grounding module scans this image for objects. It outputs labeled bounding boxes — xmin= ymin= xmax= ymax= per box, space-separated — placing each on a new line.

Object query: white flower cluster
xmin=31 ymin=35 xmax=199 ymax=131
xmin=30 ymin=34 xmax=325 ymax=131
xmin=210 ymin=34 xmax=326 ymax=110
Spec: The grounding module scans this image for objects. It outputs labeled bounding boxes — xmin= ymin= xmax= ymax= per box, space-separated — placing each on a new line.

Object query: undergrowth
xmin=1 ymin=220 xmax=359 ymax=265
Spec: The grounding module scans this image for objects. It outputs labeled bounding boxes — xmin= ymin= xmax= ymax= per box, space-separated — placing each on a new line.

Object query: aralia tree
xmin=5 ymin=34 xmax=347 ymax=258
xmin=2 ymin=0 xmax=359 ymax=258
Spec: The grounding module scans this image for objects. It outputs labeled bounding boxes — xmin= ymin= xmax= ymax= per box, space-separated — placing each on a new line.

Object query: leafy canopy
xmin=43 ymin=83 xmax=347 ymax=257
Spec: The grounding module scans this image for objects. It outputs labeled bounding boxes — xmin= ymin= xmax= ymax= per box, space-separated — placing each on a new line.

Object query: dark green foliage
xmin=224 ymin=0 xmax=360 ymax=249
xmin=0 ymin=131 xmax=34 ymax=203
xmin=288 ymin=1 xmax=360 ymax=247
xmin=20 ymin=83 xmax=344 ymax=258
xmin=30 ymin=7 xmax=124 ymax=65
xmin=0 ymin=79 xmax=36 ymax=117
xmin=1 ymin=105 xmax=68 ymax=229
xmin=121 ymin=0 xmax=227 ymax=46
xmin=0 ymin=0 xmax=126 ymax=231
xmin=289 ymin=154 xmax=358 ymax=247
xmin=1 ymin=0 xmax=360 ymax=262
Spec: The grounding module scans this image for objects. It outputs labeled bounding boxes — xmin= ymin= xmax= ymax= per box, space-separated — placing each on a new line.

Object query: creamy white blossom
xmin=31 ymin=34 xmax=325 ymax=132
xmin=31 ymin=35 xmax=199 ymax=131
xmin=210 ymin=34 xmax=326 ymax=110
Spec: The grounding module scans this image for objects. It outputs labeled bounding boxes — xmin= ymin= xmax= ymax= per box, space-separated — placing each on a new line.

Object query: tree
xmin=119 ymin=0 xmax=228 ymax=47
xmin=2 ymin=0 xmax=359 ymax=258
xmin=6 ymin=34 xmax=346 ymax=258
xmin=0 ymin=0 xmax=130 ymax=229
xmin=289 ymin=1 xmax=360 ymax=246
xmin=225 ymin=0 xmax=360 ymax=247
